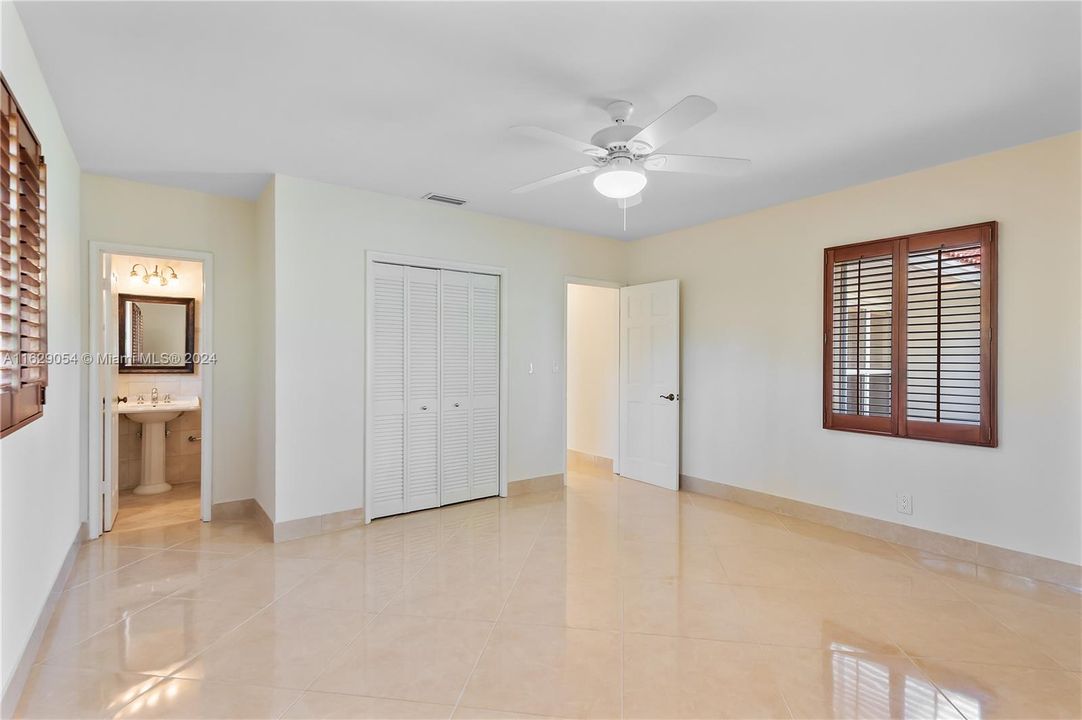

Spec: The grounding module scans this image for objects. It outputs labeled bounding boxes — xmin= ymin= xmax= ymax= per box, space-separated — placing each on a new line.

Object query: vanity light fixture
xmin=129 ymin=263 xmax=179 ymax=287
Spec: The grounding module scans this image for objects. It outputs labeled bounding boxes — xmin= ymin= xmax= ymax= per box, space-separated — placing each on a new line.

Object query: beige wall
xmin=628 ymin=132 xmax=1082 ymax=565
xmin=566 ymin=283 xmax=619 ymax=461
xmin=271 ymin=175 xmax=628 ymax=523
xmin=81 ymin=175 xmax=259 ymax=505
xmin=0 ymin=4 xmax=86 ymax=694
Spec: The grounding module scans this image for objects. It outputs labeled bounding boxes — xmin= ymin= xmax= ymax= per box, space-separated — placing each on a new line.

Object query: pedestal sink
xmin=117 ymin=397 xmax=200 ymax=495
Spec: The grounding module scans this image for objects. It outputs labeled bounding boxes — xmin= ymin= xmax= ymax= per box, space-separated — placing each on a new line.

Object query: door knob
xmin=454 ymin=402 xmax=460 ymax=408
xmin=421 ymin=405 xmax=428 ymax=411
xmin=660 ymin=393 xmax=676 ymax=401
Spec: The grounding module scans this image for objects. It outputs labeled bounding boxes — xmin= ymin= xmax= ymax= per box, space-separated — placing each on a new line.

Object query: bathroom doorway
xmin=87 ymin=243 xmax=214 ymax=539
xmin=564 ymin=279 xmax=621 ymax=481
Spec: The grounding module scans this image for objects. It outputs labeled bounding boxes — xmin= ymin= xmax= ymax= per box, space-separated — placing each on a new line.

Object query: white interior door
xmin=619 ymin=279 xmax=680 ymax=490
xmin=102 ymin=265 xmax=120 ymax=531
xmin=405 ymin=266 xmax=441 ymax=512
xmin=469 ymin=273 xmax=499 ymax=499
xmin=440 ymin=270 xmax=470 ymax=505
xmin=369 ymin=262 xmax=406 ymax=520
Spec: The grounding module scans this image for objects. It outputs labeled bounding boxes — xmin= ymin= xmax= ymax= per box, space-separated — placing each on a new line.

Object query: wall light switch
xmin=552 ymin=361 xmax=560 ymax=373
xmin=528 ymin=362 xmax=534 ymax=375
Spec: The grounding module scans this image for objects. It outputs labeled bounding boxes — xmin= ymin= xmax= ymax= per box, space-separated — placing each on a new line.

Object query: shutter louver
xmin=831 ymin=254 xmax=893 ymax=418
xmin=1 ymin=75 xmax=47 ymax=437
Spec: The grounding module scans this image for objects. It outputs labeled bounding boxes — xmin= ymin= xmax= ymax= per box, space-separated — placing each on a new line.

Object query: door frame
xmin=562 ymin=276 xmax=624 ymax=484
xmin=364 ymin=251 xmax=509 ymax=523
xmin=86 ymin=242 xmax=215 ymax=539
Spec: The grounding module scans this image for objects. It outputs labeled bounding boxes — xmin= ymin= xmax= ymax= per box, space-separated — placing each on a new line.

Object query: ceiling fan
xmin=510 ymin=95 xmax=750 ymax=208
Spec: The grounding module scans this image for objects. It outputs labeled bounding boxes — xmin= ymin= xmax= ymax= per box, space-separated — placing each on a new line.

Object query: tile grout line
xmin=449 ymin=494 xmax=556 ymax=717
xmin=289 ymin=506 xmax=489 ymax=716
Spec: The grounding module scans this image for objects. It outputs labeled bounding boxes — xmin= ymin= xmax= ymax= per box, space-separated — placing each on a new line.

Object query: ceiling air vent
xmin=422 ymin=193 xmax=467 ymax=207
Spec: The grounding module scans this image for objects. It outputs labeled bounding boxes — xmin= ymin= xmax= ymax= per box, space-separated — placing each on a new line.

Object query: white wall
xmin=271 ymin=175 xmax=627 ymax=523
xmin=566 ymin=284 xmax=619 ymax=460
xmin=253 ymin=180 xmax=275 ymax=519
xmin=628 ymin=132 xmax=1082 ymax=565
xmin=81 ymin=175 xmax=259 ymax=505
xmin=0 ymin=3 xmax=85 ymax=694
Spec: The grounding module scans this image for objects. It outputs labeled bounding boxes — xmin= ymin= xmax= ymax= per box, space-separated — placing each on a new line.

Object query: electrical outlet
xmin=896 ymin=493 xmax=913 ymax=515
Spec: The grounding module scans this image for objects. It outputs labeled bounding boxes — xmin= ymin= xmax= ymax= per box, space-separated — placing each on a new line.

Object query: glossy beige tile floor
xmin=15 ymin=463 xmax=1081 ymax=719
xmin=112 ymin=483 xmax=201 ymax=533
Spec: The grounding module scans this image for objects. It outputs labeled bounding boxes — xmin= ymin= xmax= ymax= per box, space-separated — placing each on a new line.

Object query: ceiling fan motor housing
xmin=591 ymin=123 xmax=643 ymax=151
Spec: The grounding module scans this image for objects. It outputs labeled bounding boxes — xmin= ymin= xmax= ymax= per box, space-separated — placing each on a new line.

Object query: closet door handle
xmin=660 ymin=393 xmax=676 ymax=401
xmin=453 ymin=402 xmax=460 ymax=408
xmin=421 ymin=405 xmax=428 ymax=411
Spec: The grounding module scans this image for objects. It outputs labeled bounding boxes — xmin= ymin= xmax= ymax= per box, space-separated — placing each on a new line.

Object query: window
xmin=1 ymin=75 xmax=48 ymax=437
xmin=824 ymin=222 xmax=997 ymax=446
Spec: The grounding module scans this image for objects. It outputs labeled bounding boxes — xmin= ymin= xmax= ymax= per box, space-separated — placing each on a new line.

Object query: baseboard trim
xmin=1 ymin=522 xmax=87 ymax=716
xmin=212 ymin=498 xmax=262 ymax=522
xmin=681 ymin=474 xmax=1081 ymax=589
xmin=272 ymin=506 xmax=364 ymax=543
xmin=567 ymin=450 xmax=613 ymax=474
xmin=508 ymin=473 xmax=564 ymax=497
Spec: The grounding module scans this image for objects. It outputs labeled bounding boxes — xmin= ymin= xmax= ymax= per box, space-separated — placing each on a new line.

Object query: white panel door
xmin=405 ymin=266 xmax=441 ymax=512
xmin=102 ymin=266 xmax=120 ymax=531
xmin=469 ymin=273 xmax=500 ymax=500
xmin=619 ymin=279 xmax=680 ymax=490
xmin=369 ymin=263 xmax=406 ymax=519
xmin=440 ymin=270 xmax=470 ymax=505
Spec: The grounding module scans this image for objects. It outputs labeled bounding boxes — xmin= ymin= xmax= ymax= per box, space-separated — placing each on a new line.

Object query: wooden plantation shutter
xmin=824 ymin=239 xmax=899 ymax=435
xmin=1 ymin=75 xmax=48 ymax=438
xmin=903 ymin=224 xmax=996 ymax=445
xmin=824 ymin=222 xmax=996 ymax=447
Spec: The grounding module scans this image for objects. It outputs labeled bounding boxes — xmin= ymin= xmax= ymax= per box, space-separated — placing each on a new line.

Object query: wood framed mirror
xmin=118 ymin=294 xmax=196 ymax=373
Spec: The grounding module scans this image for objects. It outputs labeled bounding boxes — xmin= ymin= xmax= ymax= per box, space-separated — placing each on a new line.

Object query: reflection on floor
xmin=112 ymin=482 xmax=200 ymax=533
xmin=14 ymin=460 xmax=1082 ymax=719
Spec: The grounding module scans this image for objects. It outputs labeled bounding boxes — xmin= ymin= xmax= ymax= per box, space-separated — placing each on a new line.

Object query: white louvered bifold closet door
xmin=469 ymin=273 xmax=499 ymax=500
xmin=369 ymin=263 xmax=406 ymax=519
xmin=440 ymin=270 xmax=471 ymax=505
xmin=405 ymin=266 xmax=441 ymax=513
xmin=369 ymin=263 xmax=499 ymax=520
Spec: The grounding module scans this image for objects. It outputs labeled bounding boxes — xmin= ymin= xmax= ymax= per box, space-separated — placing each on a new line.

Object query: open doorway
xmin=565 ymin=281 xmax=620 ymax=479
xmin=88 ymin=243 xmax=214 ymax=539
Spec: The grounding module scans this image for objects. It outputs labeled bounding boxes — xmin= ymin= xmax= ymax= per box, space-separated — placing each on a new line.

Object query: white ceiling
xmin=16 ymin=2 xmax=1081 ymax=240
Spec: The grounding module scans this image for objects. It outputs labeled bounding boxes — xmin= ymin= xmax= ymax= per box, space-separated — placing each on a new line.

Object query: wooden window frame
xmin=1 ymin=74 xmax=48 ymax=438
xmin=823 ymin=222 xmax=997 ymax=447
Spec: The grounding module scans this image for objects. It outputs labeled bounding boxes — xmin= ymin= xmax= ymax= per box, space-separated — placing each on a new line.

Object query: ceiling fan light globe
xmin=593 ymin=168 xmax=647 ymax=199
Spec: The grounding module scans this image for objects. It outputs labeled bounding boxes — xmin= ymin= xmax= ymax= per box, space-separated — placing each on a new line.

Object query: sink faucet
xmin=151 ymin=387 xmax=159 ymax=404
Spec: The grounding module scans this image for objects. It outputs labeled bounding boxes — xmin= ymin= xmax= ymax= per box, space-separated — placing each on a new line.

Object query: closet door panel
xmin=405 ymin=266 xmax=440 ymax=513
xmin=440 ymin=270 xmax=470 ymax=505
xmin=369 ymin=263 xmax=406 ymax=519
xmin=469 ymin=273 xmax=500 ymax=500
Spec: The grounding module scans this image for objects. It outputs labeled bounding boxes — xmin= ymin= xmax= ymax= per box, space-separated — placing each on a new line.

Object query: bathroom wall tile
xmin=120 ymin=432 xmax=141 ymax=462
xmin=166 ymin=426 xmax=200 ymax=456
xmin=169 ymin=409 xmax=201 ymax=432
xmin=166 ymin=454 xmax=201 ymax=485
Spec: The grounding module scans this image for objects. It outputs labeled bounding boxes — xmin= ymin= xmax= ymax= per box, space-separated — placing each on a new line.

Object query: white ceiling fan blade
xmin=511 ymin=165 xmax=597 ymax=194
xmin=510 ymin=126 xmax=608 ymax=158
xmin=643 ymin=153 xmax=750 ymax=176
xmin=628 ymin=95 xmax=718 ymax=153
xmin=617 ymin=193 xmax=642 ymax=209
